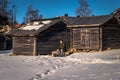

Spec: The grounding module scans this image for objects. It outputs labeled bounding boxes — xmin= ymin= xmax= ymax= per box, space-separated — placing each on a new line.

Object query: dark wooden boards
xmin=72 ymin=27 xmax=100 ymax=50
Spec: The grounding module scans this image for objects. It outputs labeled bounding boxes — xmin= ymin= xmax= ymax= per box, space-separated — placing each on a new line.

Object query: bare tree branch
xmin=75 ymin=0 xmax=92 ymax=17
xmin=23 ymin=5 xmax=42 ymax=24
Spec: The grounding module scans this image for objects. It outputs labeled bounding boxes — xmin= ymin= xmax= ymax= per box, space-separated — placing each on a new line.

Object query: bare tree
xmin=0 ymin=0 xmax=9 ymax=16
xmin=0 ymin=0 xmax=9 ymax=25
xmin=75 ymin=0 xmax=92 ymax=17
xmin=23 ymin=5 xmax=42 ymax=24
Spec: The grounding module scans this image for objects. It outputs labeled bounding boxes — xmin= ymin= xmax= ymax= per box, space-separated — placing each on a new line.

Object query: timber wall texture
xmin=72 ymin=27 xmax=100 ymax=50
xmin=13 ymin=37 xmax=35 ymax=55
xmin=102 ymin=25 xmax=120 ymax=49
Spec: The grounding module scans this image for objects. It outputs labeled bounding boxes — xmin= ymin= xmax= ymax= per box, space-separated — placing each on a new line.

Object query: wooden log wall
xmin=90 ymin=28 xmax=100 ymax=50
xmin=72 ymin=27 xmax=100 ymax=50
xmin=102 ymin=25 xmax=120 ymax=49
xmin=13 ymin=37 xmax=35 ymax=55
xmin=37 ymin=22 xmax=70 ymax=55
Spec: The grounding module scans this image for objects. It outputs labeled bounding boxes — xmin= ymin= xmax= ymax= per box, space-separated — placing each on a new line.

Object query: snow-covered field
xmin=0 ymin=49 xmax=120 ymax=80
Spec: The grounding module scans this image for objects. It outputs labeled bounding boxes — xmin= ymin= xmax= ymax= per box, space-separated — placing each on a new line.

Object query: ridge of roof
xmin=31 ymin=17 xmax=62 ymax=22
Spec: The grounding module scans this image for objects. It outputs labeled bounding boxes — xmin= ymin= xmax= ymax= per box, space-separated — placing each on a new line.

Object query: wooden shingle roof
xmin=67 ymin=15 xmax=114 ymax=27
xmin=62 ymin=16 xmax=80 ymax=24
xmin=7 ymin=14 xmax=115 ymax=36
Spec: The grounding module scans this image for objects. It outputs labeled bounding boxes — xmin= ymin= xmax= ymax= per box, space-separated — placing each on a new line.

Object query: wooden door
xmin=80 ymin=29 xmax=90 ymax=49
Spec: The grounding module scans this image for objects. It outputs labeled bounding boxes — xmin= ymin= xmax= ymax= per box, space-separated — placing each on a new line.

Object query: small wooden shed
xmin=68 ymin=9 xmax=120 ymax=51
xmin=9 ymin=18 xmax=71 ymax=55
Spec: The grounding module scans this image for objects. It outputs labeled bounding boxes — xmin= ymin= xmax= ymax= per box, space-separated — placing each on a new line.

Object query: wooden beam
xmin=70 ymin=29 xmax=73 ymax=48
xmin=33 ymin=37 xmax=36 ymax=56
xmin=99 ymin=27 xmax=103 ymax=50
xmin=13 ymin=37 xmax=15 ymax=54
xmin=67 ymin=24 xmax=100 ymax=27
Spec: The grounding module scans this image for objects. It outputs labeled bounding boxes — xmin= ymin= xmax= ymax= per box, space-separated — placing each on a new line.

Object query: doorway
xmin=80 ymin=29 xmax=90 ymax=49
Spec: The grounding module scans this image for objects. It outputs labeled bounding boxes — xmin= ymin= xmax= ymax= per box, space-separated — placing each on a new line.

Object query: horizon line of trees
xmin=0 ymin=0 xmax=93 ymax=26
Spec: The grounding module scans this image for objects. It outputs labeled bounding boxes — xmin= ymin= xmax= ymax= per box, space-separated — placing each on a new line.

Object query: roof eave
xmin=67 ymin=24 xmax=101 ymax=28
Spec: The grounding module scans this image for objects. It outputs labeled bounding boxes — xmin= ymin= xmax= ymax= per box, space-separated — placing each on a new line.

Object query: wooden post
xmin=99 ymin=26 xmax=103 ymax=51
xmin=12 ymin=37 xmax=15 ymax=54
xmin=4 ymin=39 xmax=6 ymax=50
xmin=33 ymin=37 xmax=36 ymax=56
xmin=70 ymin=29 xmax=73 ymax=49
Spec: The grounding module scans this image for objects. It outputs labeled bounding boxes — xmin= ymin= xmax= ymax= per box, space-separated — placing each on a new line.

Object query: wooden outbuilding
xmin=8 ymin=18 xmax=72 ymax=55
xmin=68 ymin=9 xmax=120 ymax=51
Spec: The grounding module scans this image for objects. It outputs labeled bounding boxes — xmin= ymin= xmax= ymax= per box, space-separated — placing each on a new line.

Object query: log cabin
xmin=8 ymin=18 xmax=73 ymax=55
xmin=68 ymin=8 xmax=120 ymax=51
xmin=8 ymin=8 xmax=120 ymax=55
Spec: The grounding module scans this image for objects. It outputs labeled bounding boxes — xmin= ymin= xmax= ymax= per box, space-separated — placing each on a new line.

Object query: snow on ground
xmin=0 ymin=49 xmax=120 ymax=80
xmin=0 ymin=50 xmax=12 ymax=56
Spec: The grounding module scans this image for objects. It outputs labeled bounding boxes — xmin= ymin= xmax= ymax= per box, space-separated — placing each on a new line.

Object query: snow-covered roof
xmin=19 ymin=25 xmax=44 ymax=30
xmin=42 ymin=20 xmax=52 ymax=24
xmin=7 ymin=19 xmax=62 ymax=36
xmin=19 ymin=20 xmax=52 ymax=30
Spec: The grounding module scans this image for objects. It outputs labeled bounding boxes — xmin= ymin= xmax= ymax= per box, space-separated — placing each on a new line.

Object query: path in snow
xmin=30 ymin=49 xmax=120 ymax=80
xmin=0 ymin=49 xmax=120 ymax=80
xmin=42 ymin=64 xmax=120 ymax=80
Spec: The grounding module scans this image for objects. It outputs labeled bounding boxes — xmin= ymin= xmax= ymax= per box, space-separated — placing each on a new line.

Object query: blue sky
xmin=12 ymin=0 xmax=120 ymax=23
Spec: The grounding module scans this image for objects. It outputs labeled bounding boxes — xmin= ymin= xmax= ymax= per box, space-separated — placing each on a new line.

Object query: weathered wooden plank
xmin=72 ymin=27 xmax=100 ymax=50
xmin=13 ymin=37 xmax=34 ymax=55
xmin=102 ymin=25 xmax=120 ymax=50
